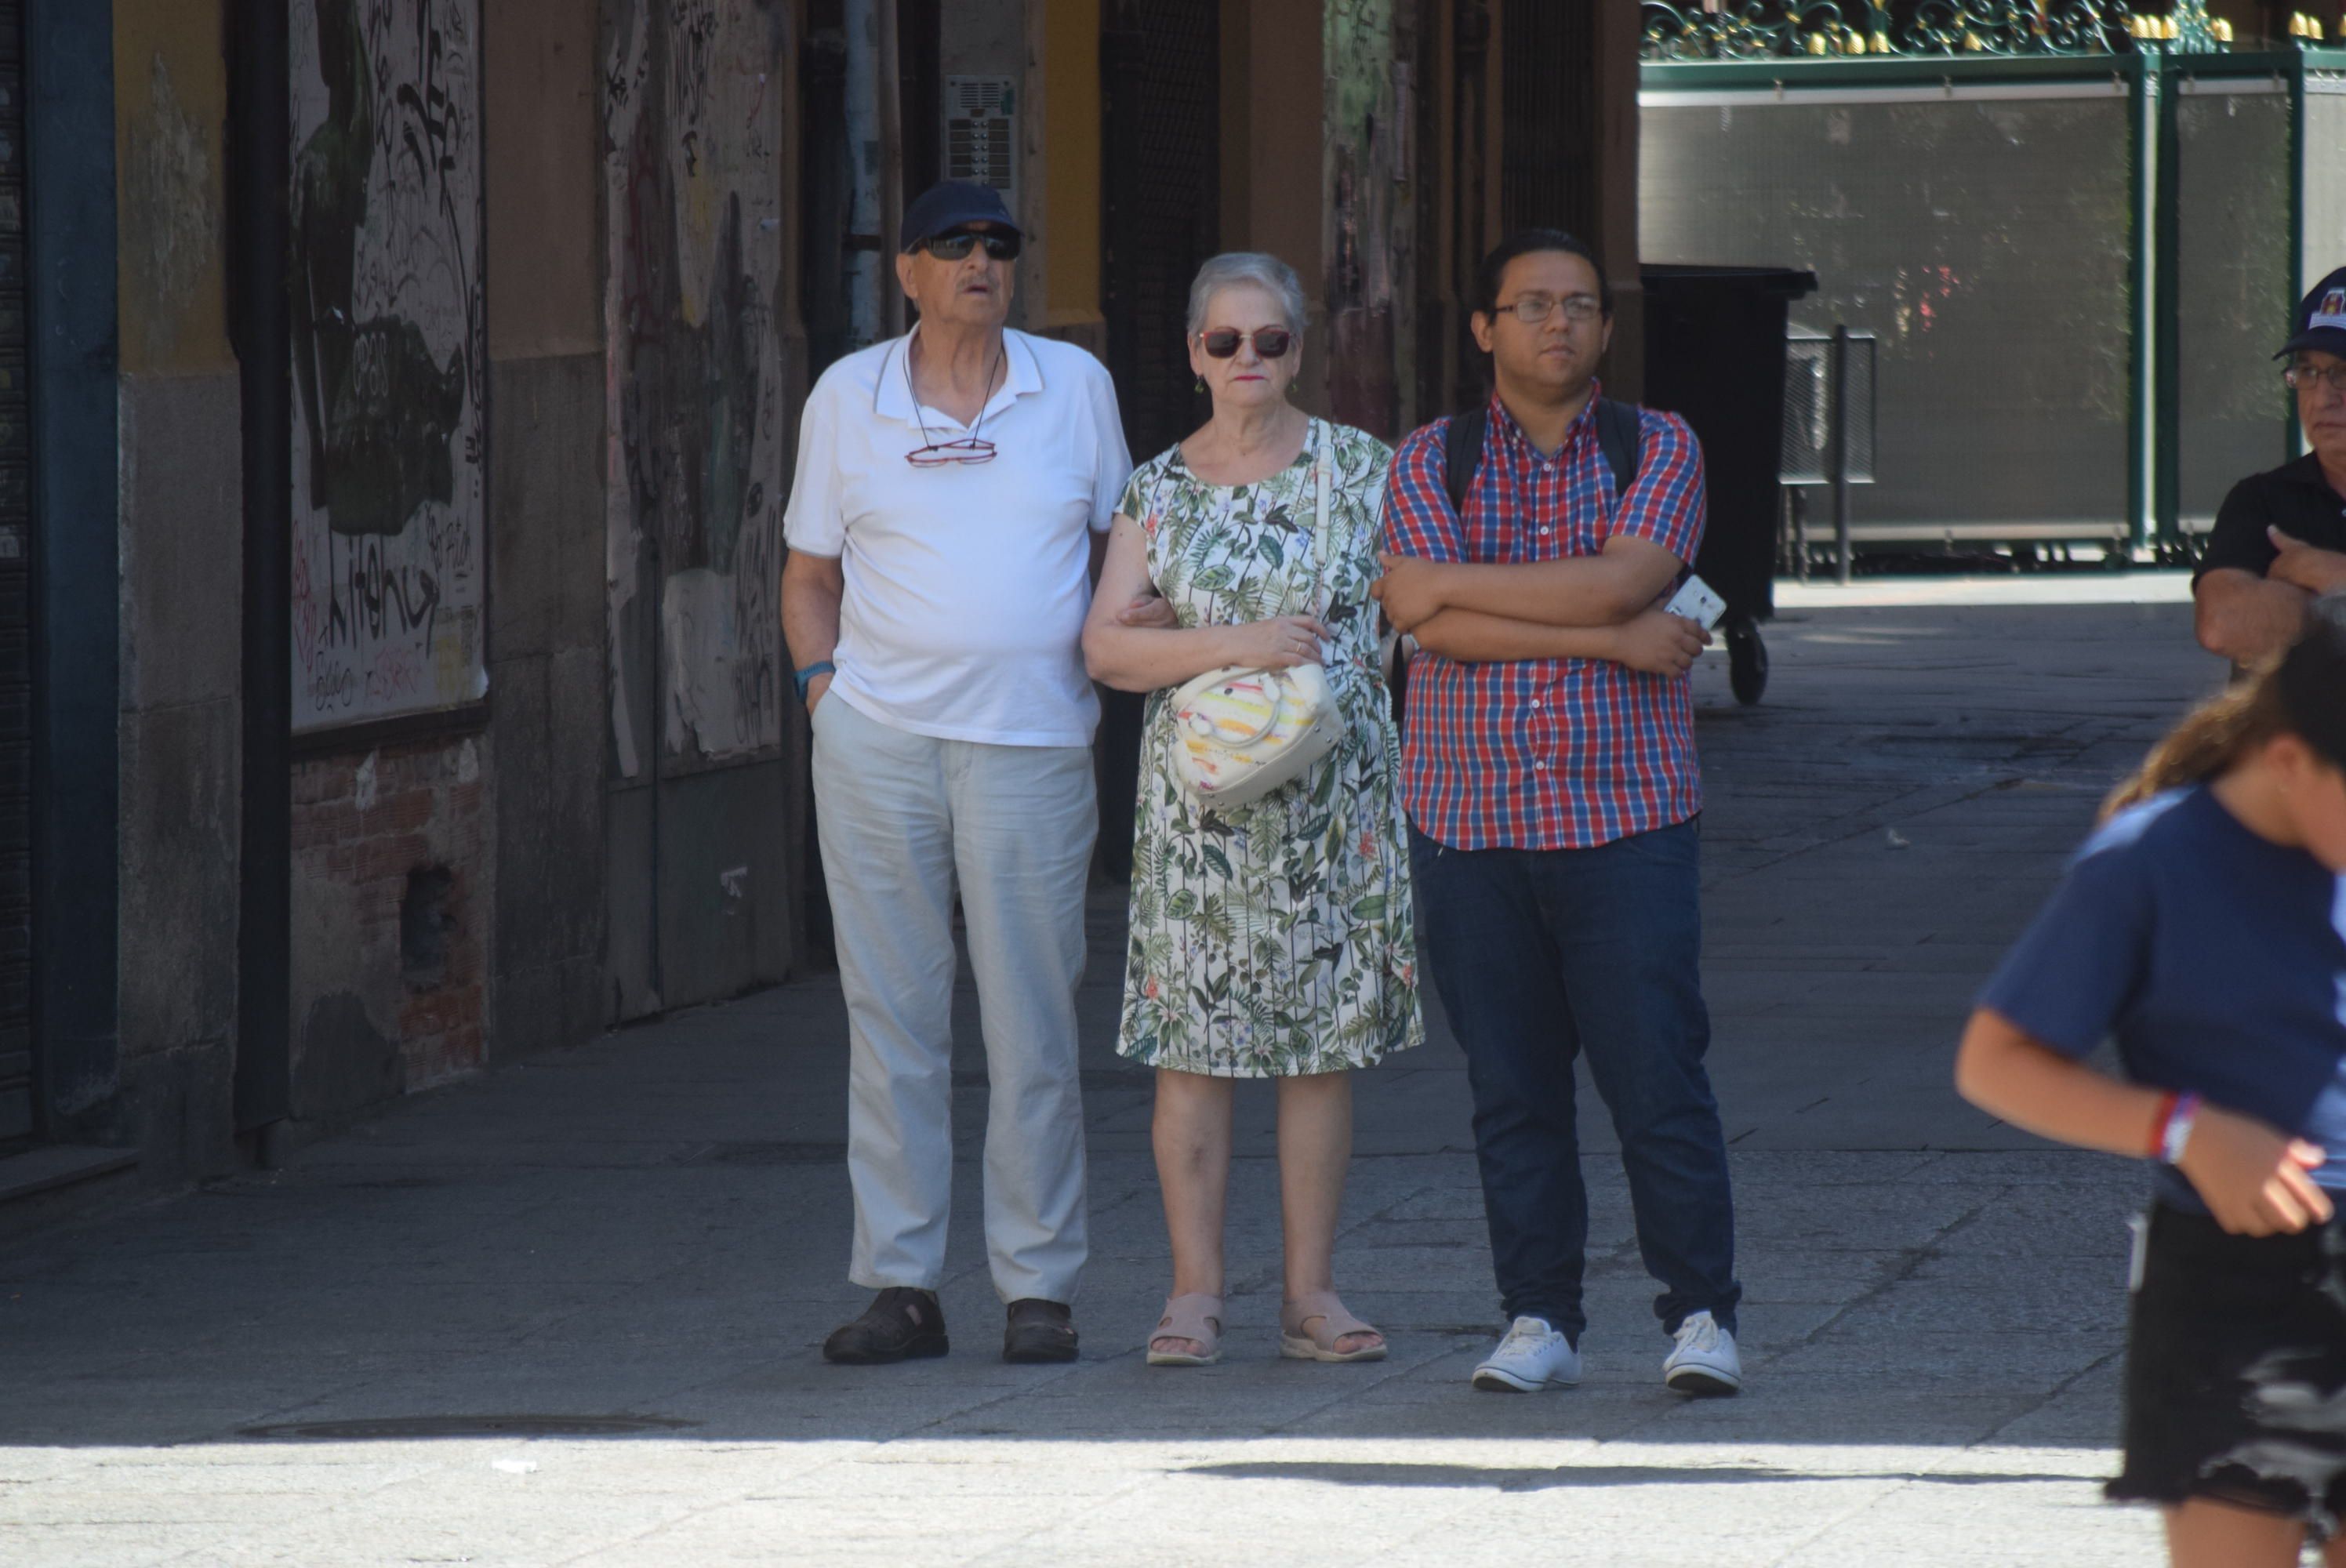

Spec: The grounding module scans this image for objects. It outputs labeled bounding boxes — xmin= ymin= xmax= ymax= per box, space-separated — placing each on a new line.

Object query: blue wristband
xmin=794 ymin=661 xmax=835 ymax=702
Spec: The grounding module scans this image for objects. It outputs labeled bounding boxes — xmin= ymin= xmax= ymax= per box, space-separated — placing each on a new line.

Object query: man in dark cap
xmin=782 ymin=181 xmax=1135 ymax=1367
xmin=2196 ymin=266 xmax=2346 ymax=667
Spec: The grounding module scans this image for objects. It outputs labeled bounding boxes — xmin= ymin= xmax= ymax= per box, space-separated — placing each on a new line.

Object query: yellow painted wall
xmin=114 ymin=0 xmax=234 ymax=376
xmin=1038 ymin=0 xmax=1102 ymax=332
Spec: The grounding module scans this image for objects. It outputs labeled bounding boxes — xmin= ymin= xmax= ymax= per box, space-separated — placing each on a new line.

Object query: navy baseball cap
xmin=900 ymin=180 xmax=1021 ymax=252
xmin=2277 ymin=266 xmax=2346 ymax=360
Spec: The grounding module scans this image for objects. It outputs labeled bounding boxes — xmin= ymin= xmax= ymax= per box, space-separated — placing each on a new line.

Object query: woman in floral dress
xmin=1082 ymin=253 xmax=1422 ymax=1367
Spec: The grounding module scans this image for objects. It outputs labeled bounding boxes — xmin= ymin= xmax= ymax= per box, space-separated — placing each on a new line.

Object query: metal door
xmin=0 ymin=2 xmax=31 ymax=1145
xmin=1500 ymin=4 xmax=1598 ymax=238
xmin=1099 ymin=0 xmax=1218 ymax=882
xmin=1102 ymin=0 xmax=1220 ymax=465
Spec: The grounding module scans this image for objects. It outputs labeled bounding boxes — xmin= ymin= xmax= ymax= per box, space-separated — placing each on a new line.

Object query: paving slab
xmin=0 ymin=600 xmax=2226 ymax=1566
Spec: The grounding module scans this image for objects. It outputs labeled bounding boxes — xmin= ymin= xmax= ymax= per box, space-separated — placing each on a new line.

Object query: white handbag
xmin=1168 ymin=422 xmax=1343 ymax=811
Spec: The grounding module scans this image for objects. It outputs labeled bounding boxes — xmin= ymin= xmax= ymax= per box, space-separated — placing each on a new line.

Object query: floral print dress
xmin=1113 ymin=418 xmax=1423 ymax=1078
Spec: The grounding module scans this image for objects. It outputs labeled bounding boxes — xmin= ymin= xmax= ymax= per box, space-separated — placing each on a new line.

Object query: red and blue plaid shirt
xmin=1383 ymin=386 xmax=1708 ymax=851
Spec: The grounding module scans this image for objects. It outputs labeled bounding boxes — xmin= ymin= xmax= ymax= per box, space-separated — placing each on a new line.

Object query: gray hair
xmin=1185 ymin=252 xmax=1309 ymax=339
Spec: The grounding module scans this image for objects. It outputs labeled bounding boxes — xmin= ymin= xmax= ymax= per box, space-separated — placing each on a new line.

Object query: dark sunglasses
xmin=1199 ymin=327 xmax=1294 ymax=360
xmin=921 ymin=227 xmax=1022 ymax=262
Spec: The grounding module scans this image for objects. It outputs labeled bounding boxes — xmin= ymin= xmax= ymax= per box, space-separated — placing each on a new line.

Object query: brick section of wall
xmin=289 ymin=732 xmax=492 ymax=1116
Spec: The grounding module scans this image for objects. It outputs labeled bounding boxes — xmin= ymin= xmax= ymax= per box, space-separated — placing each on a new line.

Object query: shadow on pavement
xmin=1182 ymin=1460 xmax=2091 ymax=1489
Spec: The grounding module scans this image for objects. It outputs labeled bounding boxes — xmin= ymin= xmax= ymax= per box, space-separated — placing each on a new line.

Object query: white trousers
xmin=811 ymin=695 xmax=1096 ymax=1304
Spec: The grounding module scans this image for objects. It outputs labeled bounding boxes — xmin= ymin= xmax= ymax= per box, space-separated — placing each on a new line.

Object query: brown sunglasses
xmin=1199 ymin=327 xmax=1294 ymax=360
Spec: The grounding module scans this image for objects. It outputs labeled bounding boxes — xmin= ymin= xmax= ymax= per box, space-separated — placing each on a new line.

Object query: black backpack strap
xmin=1445 ymin=399 xmax=1639 ymax=518
xmin=1442 ymin=407 xmax=1487 ymax=518
xmin=1594 ymin=397 xmax=1643 ymax=499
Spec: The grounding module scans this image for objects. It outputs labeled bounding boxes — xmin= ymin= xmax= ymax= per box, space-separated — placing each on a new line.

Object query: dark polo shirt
xmin=2199 ymin=453 xmax=2346 ymax=583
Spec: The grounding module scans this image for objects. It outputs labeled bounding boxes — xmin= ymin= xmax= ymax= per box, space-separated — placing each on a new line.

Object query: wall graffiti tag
xmin=290 ymin=0 xmax=488 ymax=732
xmin=604 ymin=0 xmax=787 ymax=775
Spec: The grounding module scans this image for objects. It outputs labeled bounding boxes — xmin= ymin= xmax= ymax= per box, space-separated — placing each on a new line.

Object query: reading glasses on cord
xmin=902 ymin=337 xmax=1004 ymax=467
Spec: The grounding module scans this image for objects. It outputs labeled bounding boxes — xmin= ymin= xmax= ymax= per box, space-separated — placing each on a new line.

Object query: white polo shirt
xmin=783 ymin=327 xmax=1133 ymax=747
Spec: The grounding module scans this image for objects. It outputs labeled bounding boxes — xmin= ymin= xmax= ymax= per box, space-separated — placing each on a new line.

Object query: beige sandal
xmin=1280 ymin=1291 xmax=1386 ymax=1363
xmin=1146 ymin=1293 xmax=1224 ymax=1367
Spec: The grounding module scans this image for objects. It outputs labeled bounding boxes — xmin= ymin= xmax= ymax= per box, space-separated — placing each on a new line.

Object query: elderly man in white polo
xmin=782 ymin=180 xmax=1137 ymax=1365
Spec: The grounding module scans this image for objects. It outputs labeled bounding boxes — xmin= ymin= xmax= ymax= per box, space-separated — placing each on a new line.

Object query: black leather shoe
xmin=1003 ymin=1298 xmax=1078 ymax=1363
xmin=823 ymin=1287 xmax=949 ymax=1364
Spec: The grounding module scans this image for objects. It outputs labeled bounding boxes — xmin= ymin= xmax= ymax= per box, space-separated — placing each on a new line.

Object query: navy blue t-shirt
xmin=1979 ymin=785 xmax=2346 ymax=1213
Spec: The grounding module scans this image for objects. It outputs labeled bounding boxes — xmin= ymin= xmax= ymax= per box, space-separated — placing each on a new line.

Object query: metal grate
xmin=1101 ymin=0 xmax=1220 ymax=465
xmin=1643 ymin=82 xmax=2135 ymax=538
xmin=1501 ymin=6 xmax=1597 ymax=237
xmin=1781 ymin=334 xmax=1879 ymax=485
xmin=1098 ymin=0 xmax=1219 ymax=886
xmin=2174 ymin=82 xmax=2293 ymax=529
xmin=2305 ymin=83 xmax=2346 ymax=363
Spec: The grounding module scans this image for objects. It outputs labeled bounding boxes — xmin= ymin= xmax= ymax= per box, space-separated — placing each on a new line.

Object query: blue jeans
xmin=1411 ymin=819 xmax=1739 ymax=1341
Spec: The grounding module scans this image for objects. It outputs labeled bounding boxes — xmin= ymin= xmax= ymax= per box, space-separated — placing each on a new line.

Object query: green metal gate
xmin=1640 ymin=4 xmax=2346 ymax=558
xmin=2165 ymin=49 xmax=2346 ymax=539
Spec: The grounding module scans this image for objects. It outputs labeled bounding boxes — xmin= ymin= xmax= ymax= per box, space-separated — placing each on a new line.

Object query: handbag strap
xmin=1302 ymin=417 xmax=1338 ymax=616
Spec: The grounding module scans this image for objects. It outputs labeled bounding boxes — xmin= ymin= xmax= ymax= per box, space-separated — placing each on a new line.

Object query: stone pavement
xmin=2 ymin=593 xmax=2227 ymax=1567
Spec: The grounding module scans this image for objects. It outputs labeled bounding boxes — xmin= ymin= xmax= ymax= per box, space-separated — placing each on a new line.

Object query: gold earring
xmin=1194 ymin=375 xmax=1205 ymax=392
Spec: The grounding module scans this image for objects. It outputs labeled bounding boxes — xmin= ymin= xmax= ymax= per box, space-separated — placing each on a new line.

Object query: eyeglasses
xmin=921 ymin=227 xmax=1022 ymax=263
xmin=2285 ymin=362 xmax=2346 ymax=394
xmin=1198 ymin=327 xmax=1295 ymax=359
xmin=902 ymin=338 xmax=1004 ymax=467
xmin=1490 ymin=294 xmax=1606 ymax=327
xmin=906 ymin=435 xmax=997 ymax=466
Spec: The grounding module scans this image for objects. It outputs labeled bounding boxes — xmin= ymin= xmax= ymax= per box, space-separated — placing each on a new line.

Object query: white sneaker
xmin=1663 ymin=1310 xmax=1741 ymax=1396
xmin=1471 ymin=1316 xmax=1582 ymax=1392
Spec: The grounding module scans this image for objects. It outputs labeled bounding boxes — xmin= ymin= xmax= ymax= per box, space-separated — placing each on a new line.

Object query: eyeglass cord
xmin=906 ymin=332 xmax=1006 ymax=457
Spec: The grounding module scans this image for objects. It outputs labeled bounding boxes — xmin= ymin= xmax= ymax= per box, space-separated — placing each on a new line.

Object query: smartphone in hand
xmin=1662 ymin=573 xmax=1728 ymax=632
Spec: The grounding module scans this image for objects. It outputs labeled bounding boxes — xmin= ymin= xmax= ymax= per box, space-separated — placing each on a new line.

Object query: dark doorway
xmin=0 ymin=0 xmax=32 ymax=1145
xmin=1415 ymin=0 xmax=1497 ymax=422
xmin=1097 ymin=0 xmax=1219 ymax=881
xmin=899 ymin=0 xmax=941 ymax=201
xmin=1498 ymin=5 xmax=1596 ymax=242
xmin=1101 ymin=0 xmax=1219 ymax=466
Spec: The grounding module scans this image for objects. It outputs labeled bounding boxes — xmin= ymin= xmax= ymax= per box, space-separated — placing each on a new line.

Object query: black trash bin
xmin=1639 ymin=264 xmax=1816 ymax=705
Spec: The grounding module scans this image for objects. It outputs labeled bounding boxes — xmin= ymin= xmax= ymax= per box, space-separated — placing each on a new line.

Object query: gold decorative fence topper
xmin=1641 ymin=2 xmax=2282 ymax=59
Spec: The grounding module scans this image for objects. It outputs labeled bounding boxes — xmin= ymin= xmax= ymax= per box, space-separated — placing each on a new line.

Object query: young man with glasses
xmin=2198 ymin=267 xmax=2346 ymax=668
xmin=781 ymin=180 xmax=1140 ymax=1367
xmin=1375 ymin=230 xmax=1744 ymax=1398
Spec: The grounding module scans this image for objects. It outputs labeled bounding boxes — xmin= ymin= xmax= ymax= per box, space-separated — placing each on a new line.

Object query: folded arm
xmin=1375 ymin=410 xmax=1705 ymax=635
xmin=1082 ymin=517 xmax=1320 ymax=692
xmin=2194 ymin=566 xmax=2308 ymax=667
xmin=1378 ymin=533 xmax=1687 ymax=633
xmin=1411 ymin=604 xmax=1709 ymax=673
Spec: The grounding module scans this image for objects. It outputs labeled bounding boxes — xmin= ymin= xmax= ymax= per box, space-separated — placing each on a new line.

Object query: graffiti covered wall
xmin=290 ymin=0 xmax=488 ymax=732
xmin=604 ymin=0 xmax=788 ymax=775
